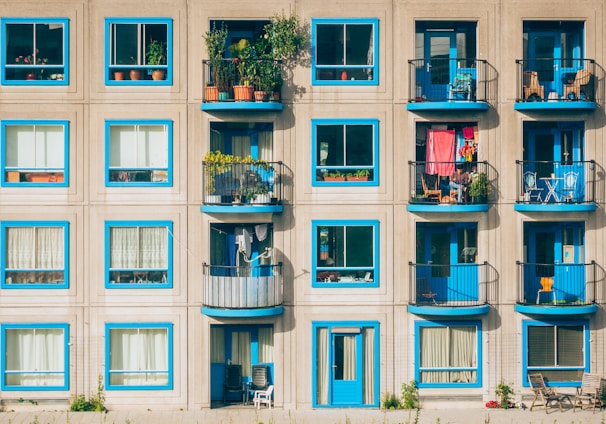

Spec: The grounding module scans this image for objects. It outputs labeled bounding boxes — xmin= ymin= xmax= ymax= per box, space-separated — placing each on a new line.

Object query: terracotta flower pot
xmin=151 ymin=70 xmax=165 ymax=80
xmin=114 ymin=71 xmax=125 ymax=81
xmin=254 ymin=91 xmax=266 ymax=102
xmin=234 ymin=85 xmax=253 ymax=101
xmin=130 ymin=70 xmax=142 ymax=80
xmin=205 ymin=86 xmax=219 ymax=102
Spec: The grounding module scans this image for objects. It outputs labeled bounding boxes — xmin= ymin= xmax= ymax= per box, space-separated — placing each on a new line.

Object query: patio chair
xmin=536 ymin=277 xmax=556 ymax=305
xmin=528 ymin=373 xmax=567 ymax=413
xmin=421 ymin=173 xmax=441 ymax=203
xmin=223 ymin=364 xmax=244 ymax=404
xmin=562 ymin=171 xmax=578 ymax=202
xmin=246 ymin=364 xmax=270 ymax=404
xmin=563 ymin=69 xmax=594 ymax=101
xmin=573 ymin=372 xmax=603 ymax=413
xmin=523 ymin=171 xmax=543 ymax=202
xmin=253 ymin=385 xmax=274 ymax=409
xmin=523 ymin=71 xmax=544 ymax=101
xmin=449 ymin=73 xmax=473 ymax=101
xmin=417 ymin=277 xmax=437 ymax=304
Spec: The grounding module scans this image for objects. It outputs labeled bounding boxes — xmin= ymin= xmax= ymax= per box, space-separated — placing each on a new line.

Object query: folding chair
xmin=223 ymin=364 xmax=244 ymax=404
xmin=573 ymin=372 xmax=603 ymax=413
xmin=417 ymin=277 xmax=437 ymax=305
xmin=523 ymin=71 xmax=545 ymax=101
xmin=528 ymin=373 xmax=567 ymax=414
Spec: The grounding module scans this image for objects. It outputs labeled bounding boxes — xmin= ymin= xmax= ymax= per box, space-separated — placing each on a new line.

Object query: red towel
xmin=425 ymin=129 xmax=455 ymax=176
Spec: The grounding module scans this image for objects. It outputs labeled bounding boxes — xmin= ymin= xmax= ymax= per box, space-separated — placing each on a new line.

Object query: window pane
xmin=6 ymin=125 xmax=64 ymax=169
xmin=345 ymin=25 xmax=372 ymax=65
xmin=345 ymin=226 xmax=373 ymax=267
xmin=112 ymin=24 xmax=139 ymax=66
xmin=317 ymin=125 xmax=344 ymax=166
xmin=528 ymin=326 xmax=554 ymax=367
xmin=345 ymin=125 xmax=373 ymax=166
xmin=317 ymin=25 xmax=343 ymax=66
xmin=557 ymin=325 xmax=583 ymax=367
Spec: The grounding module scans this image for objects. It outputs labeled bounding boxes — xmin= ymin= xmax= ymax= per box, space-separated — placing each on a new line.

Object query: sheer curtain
xmin=110 ymin=227 xmax=167 ymax=269
xmin=231 ymin=136 xmax=251 ymax=158
xmin=342 ymin=336 xmax=356 ymax=380
xmin=362 ymin=327 xmax=375 ymax=404
xmin=231 ymin=331 xmax=251 ymax=376
xmin=258 ymin=131 xmax=273 ymax=161
xmin=420 ymin=326 xmax=476 ymax=383
xmin=6 ymin=125 xmax=64 ymax=169
xmin=450 ymin=326 xmax=476 ymax=382
xmin=420 ymin=326 xmax=449 ymax=383
xmin=109 ymin=328 xmax=168 ymax=386
xmin=258 ymin=327 xmax=274 ymax=363
xmin=316 ymin=327 xmax=328 ymax=405
xmin=210 ymin=327 xmax=225 ymax=363
xmin=6 ymin=227 xmax=63 ymax=270
xmin=5 ymin=328 xmax=65 ymax=386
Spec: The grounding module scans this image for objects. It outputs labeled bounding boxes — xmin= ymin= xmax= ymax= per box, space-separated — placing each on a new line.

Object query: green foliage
xmin=381 ymin=391 xmax=402 ymax=410
xmin=468 ymin=172 xmax=491 ymax=197
xmin=264 ymin=11 xmax=307 ymax=63
xmin=401 ymin=380 xmax=419 ymax=409
xmin=69 ymin=374 xmax=106 ymax=412
xmin=146 ymin=40 xmax=167 ymax=66
xmin=495 ymin=380 xmax=515 ymax=409
xmin=203 ymin=22 xmax=228 ymax=61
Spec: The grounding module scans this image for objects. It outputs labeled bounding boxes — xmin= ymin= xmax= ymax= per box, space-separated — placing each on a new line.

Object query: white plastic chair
xmin=253 ymin=384 xmax=274 ymax=409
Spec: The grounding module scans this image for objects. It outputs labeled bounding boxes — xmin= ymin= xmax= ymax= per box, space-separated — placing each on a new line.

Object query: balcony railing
xmin=516 ymin=261 xmax=597 ymax=306
xmin=202 ymin=263 xmax=283 ymax=311
xmin=515 ymin=160 xmax=596 ymax=205
xmin=202 ymin=161 xmax=283 ymax=206
xmin=515 ymin=59 xmax=599 ymax=105
xmin=408 ymin=262 xmax=494 ymax=307
xmin=202 ymin=59 xmax=283 ymax=105
xmin=409 ymin=161 xmax=494 ymax=205
xmin=407 ymin=58 xmax=495 ymax=105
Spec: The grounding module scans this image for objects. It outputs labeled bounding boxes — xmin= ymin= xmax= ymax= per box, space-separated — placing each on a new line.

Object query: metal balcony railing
xmin=407 ymin=58 xmax=494 ymax=104
xmin=409 ymin=161 xmax=494 ymax=205
xmin=515 ymin=160 xmax=596 ymax=205
xmin=516 ymin=261 xmax=597 ymax=305
xmin=515 ymin=59 xmax=599 ymax=104
xmin=202 ymin=263 xmax=283 ymax=310
xmin=408 ymin=262 xmax=493 ymax=307
xmin=202 ymin=161 xmax=283 ymax=206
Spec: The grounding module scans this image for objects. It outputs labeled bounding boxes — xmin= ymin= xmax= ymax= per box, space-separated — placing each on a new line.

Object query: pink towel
xmin=425 ymin=129 xmax=455 ymax=176
xmin=463 ymin=126 xmax=474 ymax=139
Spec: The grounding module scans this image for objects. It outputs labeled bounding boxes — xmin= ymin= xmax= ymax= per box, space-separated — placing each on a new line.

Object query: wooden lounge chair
xmin=563 ymin=69 xmax=594 ymax=101
xmin=573 ymin=372 xmax=603 ymax=413
xmin=421 ymin=173 xmax=441 ymax=203
xmin=523 ymin=71 xmax=544 ymax=101
xmin=528 ymin=373 xmax=567 ymax=414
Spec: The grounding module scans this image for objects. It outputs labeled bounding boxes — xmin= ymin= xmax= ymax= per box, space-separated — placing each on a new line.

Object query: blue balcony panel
xmin=514 ymin=203 xmax=597 ymax=212
xmin=201 ymin=204 xmax=283 ymax=214
xmin=514 ymin=101 xmax=596 ymax=112
xmin=407 ymin=101 xmax=489 ymax=112
xmin=408 ymin=304 xmax=490 ymax=316
xmin=408 ymin=203 xmax=489 ymax=213
xmin=202 ymin=305 xmax=284 ymax=318
xmin=201 ymin=102 xmax=283 ymax=112
xmin=515 ymin=303 xmax=597 ymax=316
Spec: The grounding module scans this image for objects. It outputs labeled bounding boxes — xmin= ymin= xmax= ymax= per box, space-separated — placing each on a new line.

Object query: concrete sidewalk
xmin=0 ymin=407 xmax=604 ymax=424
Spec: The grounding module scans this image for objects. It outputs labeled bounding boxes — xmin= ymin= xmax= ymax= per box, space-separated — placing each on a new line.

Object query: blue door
xmin=331 ymin=331 xmax=363 ymax=405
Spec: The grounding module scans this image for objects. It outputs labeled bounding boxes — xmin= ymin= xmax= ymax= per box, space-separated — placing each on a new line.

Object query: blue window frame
xmin=312 ymin=321 xmax=379 ymax=407
xmin=415 ymin=320 xmax=482 ymax=388
xmin=312 ymin=119 xmax=378 ymax=186
xmin=1 ymin=18 xmax=69 ymax=86
xmin=1 ymin=323 xmax=69 ymax=390
xmin=105 ymin=120 xmax=172 ymax=187
xmin=105 ymin=221 xmax=173 ymax=288
xmin=312 ymin=18 xmax=378 ymax=85
xmin=1 ymin=120 xmax=69 ymax=187
xmin=1 ymin=221 xmax=69 ymax=289
xmin=105 ymin=18 xmax=172 ymax=85
xmin=312 ymin=220 xmax=379 ymax=288
xmin=522 ymin=319 xmax=589 ymax=387
xmin=105 ymin=322 xmax=173 ymax=390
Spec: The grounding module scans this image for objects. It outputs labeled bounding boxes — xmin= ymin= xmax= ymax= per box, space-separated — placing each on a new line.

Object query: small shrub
xmin=381 ymin=392 xmax=402 ymax=410
xmin=70 ymin=374 xmax=106 ymax=412
xmin=401 ymin=380 xmax=419 ymax=409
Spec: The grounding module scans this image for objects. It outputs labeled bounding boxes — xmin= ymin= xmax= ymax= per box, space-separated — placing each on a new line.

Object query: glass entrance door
xmin=331 ymin=332 xmax=362 ymax=405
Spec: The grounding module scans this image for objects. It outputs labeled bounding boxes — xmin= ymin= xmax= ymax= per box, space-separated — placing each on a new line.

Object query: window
xmin=106 ymin=323 xmax=173 ymax=390
xmin=2 ymin=120 xmax=69 ymax=186
xmin=312 ymin=18 xmax=378 ymax=85
xmin=106 ymin=120 xmax=172 ymax=186
xmin=415 ymin=321 xmax=481 ymax=388
xmin=1 ymin=323 xmax=69 ymax=390
xmin=312 ymin=220 xmax=378 ymax=287
xmin=1 ymin=18 xmax=68 ymax=85
xmin=312 ymin=119 xmax=378 ymax=186
xmin=105 ymin=18 xmax=172 ymax=85
xmin=522 ymin=320 xmax=588 ymax=386
xmin=1 ymin=221 xmax=69 ymax=289
xmin=105 ymin=221 xmax=172 ymax=288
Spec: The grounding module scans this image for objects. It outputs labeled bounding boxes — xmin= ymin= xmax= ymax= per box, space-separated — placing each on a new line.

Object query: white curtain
xmin=362 ymin=327 xmax=375 ymax=404
xmin=258 ymin=327 xmax=274 ymax=363
xmin=6 ymin=226 xmax=63 ymax=270
xmin=231 ymin=331 xmax=251 ymax=376
xmin=5 ymin=328 xmax=65 ymax=386
xmin=6 ymin=125 xmax=64 ymax=169
xmin=210 ymin=129 xmax=224 ymax=152
xmin=316 ymin=327 xmax=328 ymax=405
xmin=420 ymin=326 xmax=449 ymax=383
xmin=449 ymin=326 xmax=476 ymax=383
xmin=109 ymin=125 xmax=167 ymax=168
xmin=420 ymin=326 xmax=477 ymax=383
xmin=110 ymin=227 xmax=167 ymax=269
xmin=109 ymin=328 xmax=168 ymax=386
xmin=210 ymin=327 xmax=225 ymax=363
xmin=258 ymin=131 xmax=273 ymax=161
xmin=342 ymin=336 xmax=356 ymax=380
xmin=231 ymin=136 xmax=251 ymax=158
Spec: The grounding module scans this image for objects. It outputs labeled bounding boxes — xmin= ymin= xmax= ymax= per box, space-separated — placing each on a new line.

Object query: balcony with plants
xmin=514 ymin=160 xmax=597 ymax=212
xmin=515 ymin=261 xmax=599 ymax=316
xmin=202 ymin=151 xmax=283 ymax=213
xmin=406 ymin=58 xmax=495 ymax=111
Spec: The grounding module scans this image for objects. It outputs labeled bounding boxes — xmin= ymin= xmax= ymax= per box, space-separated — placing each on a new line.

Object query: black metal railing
xmin=407 ymin=58 xmax=494 ymax=104
xmin=516 ymin=261 xmax=597 ymax=305
xmin=408 ymin=262 xmax=493 ymax=307
xmin=515 ymin=59 xmax=599 ymax=104
xmin=202 ymin=58 xmax=283 ymax=103
xmin=515 ymin=160 xmax=596 ymax=204
xmin=409 ymin=161 xmax=493 ymax=205
xmin=202 ymin=161 xmax=283 ymax=206
xmin=202 ymin=263 xmax=283 ymax=310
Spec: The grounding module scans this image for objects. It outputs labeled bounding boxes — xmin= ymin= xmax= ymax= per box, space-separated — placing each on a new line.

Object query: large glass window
xmin=312 ymin=19 xmax=378 ymax=85
xmin=105 ymin=18 xmax=172 ymax=85
xmin=1 ymin=324 xmax=69 ymax=390
xmin=106 ymin=323 xmax=172 ymax=389
xmin=2 ymin=121 xmax=69 ymax=186
xmin=1 ymin=18 xmax=68 ymax=85
xmin=415 ymin=321 xmax=481 ymax=387
xmin=312 ymin=119 xmax=378 ymax=186
xmin=106 ymin=121 xmax=172 ymax=186
xmin=105 ymin=221 xmax=172 ymax=288
xmin=523 ymin=320 xmax=588 ymax=386
xmin=1 ymin=221 xmax=69 ymax=289
xmin=312 ymin=220 xmax=378 ymax=287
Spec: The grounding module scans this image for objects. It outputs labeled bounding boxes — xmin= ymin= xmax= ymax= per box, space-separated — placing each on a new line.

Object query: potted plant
xmin=468 ymin=172 xmax=491 ymax=203
xmin=229 ymin=38 xmax=254 ymax=101
xmin=324 ymin=170 xmax=345 ymax=182
xmin=346 ymin=169 xmax=371 ymax=181
xmin=203 ymin=22 xmax=229 ymax=100
xmin=127 ymin=56 xmax=141 ymax=80
xmin=203 ymin=151 xmax=235 ymax=203
xmin=146 ymin=39 xmax=167 ymax=80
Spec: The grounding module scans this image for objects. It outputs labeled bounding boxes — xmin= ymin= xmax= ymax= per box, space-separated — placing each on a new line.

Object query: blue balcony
xmin=202 ymin=161 xmax=283 ymax=214
xmin=514 ymin=59 xmax=599 ymax=111
xmin=407 ymin=161 xmax=494 ymax=213
xmin=406 ymin=58 xmax=493 ymax=111
xmin=201 ymin=263 xmax=283 ymax=317
xmin=514 ymin=160 xmax=597 ymax=212
xmin=515 ymin=262 xmax=598 ymax=316
xmin=201 ymin=59 xmax=283 ymax=112
xmin=407 ymin=262 xmax=493 ymax=316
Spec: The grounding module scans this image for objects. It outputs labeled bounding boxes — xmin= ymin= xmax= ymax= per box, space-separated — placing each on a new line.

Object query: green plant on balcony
xmin=146 ymin=39 xmax=167 ymax=80
xmin=203 ymin=150 xmax=236 ymax=195
xmin=203 ymin=22 xmax=229 ymax=89
xmin=468 ymin=172 xmax=491 ymax=200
